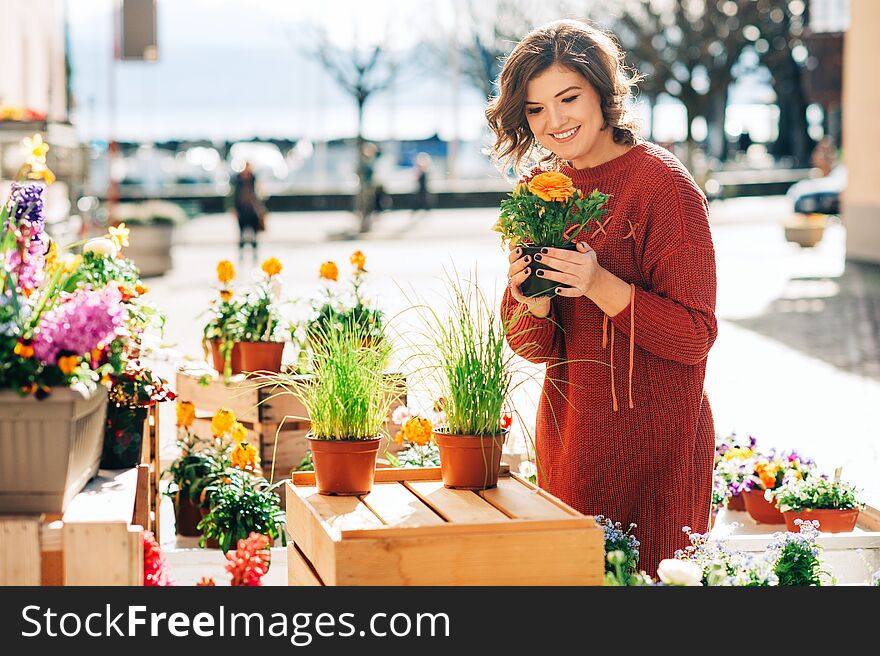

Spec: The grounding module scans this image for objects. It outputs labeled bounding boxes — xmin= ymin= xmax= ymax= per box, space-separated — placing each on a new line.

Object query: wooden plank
xmin=285 ymin=482 xmax=344 ymax=585
xmin=63 ymin=468 xmax=139 ymax=524
xmin=858 ymin=505 xmax=880 ymax=531
xmin=287 ymin=542 xmax=324 ymax=586
xmin=479 ymin=477 xmax=577 ymax=520
xmin=63 ymin=524 xmax=142 ymax=585
xmin=0 ymin=516 xmax=41 ymax=585
xmin=405 ymin=481 xmax=508 ymax=524
xmin=340 ymin=517 xmax=593 ymax=539
xmin=40 ymin=521 xmax=63 ymax=586
xmin=175 ymin=370 xmax=260 ymax=423
xmin=303 ymin=490 xmax=384 ymax=533
xmin=336 ymin=526 xmax=604 ymax=585
xmin=360 ymin=483 xmax=445 ymax=528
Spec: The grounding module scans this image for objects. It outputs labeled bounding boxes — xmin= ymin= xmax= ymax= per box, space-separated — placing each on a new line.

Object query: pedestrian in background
xmin=413 ymin=151 xmax=433 ymax=216
xmin=232 ymin=161 xmax=263 ymax=260
xmin=488 ymin=19 xmax=717 ymax=577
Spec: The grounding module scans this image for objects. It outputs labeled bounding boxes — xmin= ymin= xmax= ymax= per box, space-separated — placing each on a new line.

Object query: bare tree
xmin=304 ymin=25 xmax=408 ymax=232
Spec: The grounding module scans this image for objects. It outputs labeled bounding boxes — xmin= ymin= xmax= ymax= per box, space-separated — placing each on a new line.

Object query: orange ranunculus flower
xmin=261 ymin=257 xmax=282 ymax=277
xmin=219 ymin=288 xmax=233 ymax=302
xmin=319 ymin=261 xmax=338 ymax=282
xmin=350 ymin=250 xmax=366 ymax=271
xmin=176 ymin=401 xmax=196 ymax=429
xmin=217 ymin=260 xmax=235 ymax=284
xmin=211 ymin=407 xmax=236 ymax=437
xmin=527 ymin=171 xmax=576 ymax=202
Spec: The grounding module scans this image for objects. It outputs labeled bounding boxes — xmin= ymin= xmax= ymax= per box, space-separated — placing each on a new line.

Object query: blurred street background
xmin=2 ymin=0 xmax=878 ymax=567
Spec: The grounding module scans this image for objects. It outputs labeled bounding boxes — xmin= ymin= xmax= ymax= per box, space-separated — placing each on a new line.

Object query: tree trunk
xmin=769 ymin=52 xmax=814 ymax=166
xmin=707 ymin=86 xmax=729 ymax=163
xmin=355 ymin=99 xmax=371 ymax=233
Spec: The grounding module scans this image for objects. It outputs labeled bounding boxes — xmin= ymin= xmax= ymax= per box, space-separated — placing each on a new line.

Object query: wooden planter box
xmin=176 ymin=369 xmax=407 ymax=481
xmin=285 ymin=466 xmax=604 ymax=586
xmin=0 ymin=385 xmax=107 ymax=513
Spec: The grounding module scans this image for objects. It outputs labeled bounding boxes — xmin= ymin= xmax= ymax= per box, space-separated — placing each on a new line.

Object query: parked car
xmin=787 ymin=164 xmax=846 ymax=215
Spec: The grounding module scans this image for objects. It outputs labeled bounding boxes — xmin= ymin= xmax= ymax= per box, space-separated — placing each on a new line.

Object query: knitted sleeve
xmin=609 ymin=166 xmax=717 ymax=365
xmin=502 ymin=288 xmax=560 ymax=365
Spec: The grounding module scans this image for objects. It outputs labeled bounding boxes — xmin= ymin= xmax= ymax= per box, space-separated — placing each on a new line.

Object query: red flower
xmin=500 ymin=411 xmax=513 ymax=431
xmin=225 ymin=533 xmax=271 ymax=586
xmin=143 ymin=531 xmax=172 ymax=586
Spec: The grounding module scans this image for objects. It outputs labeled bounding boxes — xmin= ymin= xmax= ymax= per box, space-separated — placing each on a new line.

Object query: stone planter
xmin=123 ymin=222 xmax=175 ymax=277
xmin=784 ymin=215 xmax=827 ymax=248
xmin=0 ymin=385 xmax=108 ymax=513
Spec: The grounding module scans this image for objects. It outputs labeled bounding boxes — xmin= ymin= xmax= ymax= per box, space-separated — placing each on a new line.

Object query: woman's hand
xmin=532 ymin=241 xmax=600 ymax=298
xmin=507 ymin=246 xmax=551 ymax=317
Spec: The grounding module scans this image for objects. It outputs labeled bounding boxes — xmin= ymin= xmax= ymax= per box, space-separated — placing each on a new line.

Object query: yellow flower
xmin=231 ymin=421 xmax=247 ymax=444
xmin=319 ymin=261 xmax=338 ymax=281
xmin=211 ymin=407 xmax=236 ymax=436
xmin=27 ymin=160 xmax=56 ymax=185
xmin=57 ymin=354 xmax=80 ymax=375
xmin=219 ymin=288 xmax=233 ymax=302
xmin=176 ymin=401 xmax=196 ymax=429
xmin=349 ymin=250 xmax=366 ymax=272
xmin=109 ymin=223 xmax=130 ymax=249
xmin=64 ymin=254 xmax=82 ymax=274
xmin=22 ymin=134 xmax=49 ymax=163
xmin=261 ymin=257 xmax=282 ymax=277
xmin=217 ymin=260 xmax=236 ymax=284
xmin=527 ymin=171 xmax=576 ymax=202
xmin=401 ymin=417 xmax=434 ymax=446
xmin=231 ymin=441 xmax=259 ymax=471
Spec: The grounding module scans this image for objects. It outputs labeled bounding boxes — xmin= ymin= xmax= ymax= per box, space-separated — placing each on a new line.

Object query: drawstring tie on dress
xmin=602 ymin=283 xmax=636 ymax=411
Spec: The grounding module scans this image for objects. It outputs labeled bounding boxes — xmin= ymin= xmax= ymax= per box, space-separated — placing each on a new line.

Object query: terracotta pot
xmin=175 ymin=492 xmax=203 ymax=537
xmin=239 ymin=340 xmax=285 ymax=373
xmin=743 ymin=488 xmax=785 ymax=524
xmin=308 ymin=435 xmax=381 ymax=496
xmin=727 ymin=492 xmax=746 ymax=512
xmin=435 ymin=430 xmax=507 ymax=490
xmin=210 ymin=340 xmax=242 ymax=375
xmin=783 ymin=508 xmax=860 ymax=534
xmin=519 ymin=243 xmax=578 ymax=298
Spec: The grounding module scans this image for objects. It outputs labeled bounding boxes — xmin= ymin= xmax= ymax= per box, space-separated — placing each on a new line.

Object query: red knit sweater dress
xmin=503 ymin=142 xmax=717 ymax=577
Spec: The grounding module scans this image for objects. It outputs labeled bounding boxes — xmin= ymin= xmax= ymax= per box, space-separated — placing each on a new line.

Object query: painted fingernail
xmin=515 ymin=248 xmax=522 ymax=255
xmin=523 ymin=256 xmax=530 ymax=263
xmin=541 ymin=248 xmax=549 ymax=254
xmin=536 ymin=269 xmax=544 ymax=277
xmin=533 ymin=254 xmax=542 ymax=261
xmin=524 ymin=268 xmax=530 ymax=275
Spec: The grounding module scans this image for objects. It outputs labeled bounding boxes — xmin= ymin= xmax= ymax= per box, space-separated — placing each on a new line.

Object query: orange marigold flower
xmin=211 ymin=407 xmax=236 ymax=436
xmin=261 ymin=257 xmax=282 ymax=277
xmin=527 ymin=171 xmax=576 ymax=202
xmin=57 ymin=354 xmax=80 ymax=375
xmin=319 ymin=261 xmax=338 ymax=281
xmin=176 ymin=401 xmax=196 ymax=429
xmin=217 ymin=260 xmax=235 ymax=284
xmin=349 ymin=250 xmax=366 ymax=271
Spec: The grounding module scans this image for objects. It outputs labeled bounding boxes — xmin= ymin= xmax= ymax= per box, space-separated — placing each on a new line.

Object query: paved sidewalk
xmin=145 ymin=197 xmax=880 ymax=524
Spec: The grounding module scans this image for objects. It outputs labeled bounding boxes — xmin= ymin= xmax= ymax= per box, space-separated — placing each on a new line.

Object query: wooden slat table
xmin=285 ymin=467 xmax=603 ymax=586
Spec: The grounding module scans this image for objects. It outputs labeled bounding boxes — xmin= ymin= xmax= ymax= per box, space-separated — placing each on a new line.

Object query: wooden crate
xmin=0 ymin=468 xmax=146 ymax=586
xmin=285 ymin=467 xmax=604 ymax=586
xmin=177 ymin=369 xmax=408 ymax=481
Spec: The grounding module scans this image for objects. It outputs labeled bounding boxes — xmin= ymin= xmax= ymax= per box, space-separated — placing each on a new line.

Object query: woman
xmin=486 ymin=19 xmax=717 ymax=576
xmin=233 ymin=161 xmax=263 ymax=258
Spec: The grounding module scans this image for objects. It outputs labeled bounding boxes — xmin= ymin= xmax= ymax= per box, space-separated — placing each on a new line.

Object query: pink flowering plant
xmin=1 ymin=134 xmax=159 ymax=397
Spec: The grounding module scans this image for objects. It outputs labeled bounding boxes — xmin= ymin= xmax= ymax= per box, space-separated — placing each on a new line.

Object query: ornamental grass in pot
xmin=772 ymin=473 xmax=865 ymax=534
xmin=261 ymin=318 xmax=397 ymax=495
xmin=494 ymin=171 xmax=610 ymax=298
xmin=414 ymin=274 xmax=517 ymax=490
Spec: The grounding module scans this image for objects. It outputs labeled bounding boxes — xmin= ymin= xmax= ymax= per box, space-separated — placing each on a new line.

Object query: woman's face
xmin=524 ymin=64 xmax=611 ymax=168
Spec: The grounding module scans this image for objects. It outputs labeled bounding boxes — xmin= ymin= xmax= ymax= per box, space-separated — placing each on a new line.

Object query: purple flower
xmin=32 ymin=286 xmax=126 ymax=364
xmin=4 ymin=184 xmax=47 ymax=292
xmin=9 ymin=183 xmax=45 ymax=227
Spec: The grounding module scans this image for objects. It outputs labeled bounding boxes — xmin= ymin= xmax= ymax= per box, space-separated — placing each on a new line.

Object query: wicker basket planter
xmin=0 ymin=385 xmax=108 ymax=513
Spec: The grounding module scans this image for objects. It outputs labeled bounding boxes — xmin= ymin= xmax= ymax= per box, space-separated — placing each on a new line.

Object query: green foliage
xmin=239 ymin=286 xmax=280 ymax=342
xmin=294 ymin=449 xmax=314 ymax=472
xmin=63 ymin=251 xmax=140 ymax=292
xmin=495 ymin=185 xmax=609 ymax=248
xmin=771 ymin=525 xmax=826 ymax=586
xmin=163 ymin=431 xmax=230 ymax=508
xmin=387 ymin=443 xmax=440 ymax=467
xmin=772 ymin=476 xmax=864 ymax=513
xmin=197 ymin=469 xmax=287 ymax=553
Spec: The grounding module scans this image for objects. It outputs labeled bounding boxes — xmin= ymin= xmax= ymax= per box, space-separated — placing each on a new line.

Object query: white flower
xmin=391 ymin=405 xmax=412 ymax=426
xmin=270 ymin=277 xmax=283 ymax=303
xmin=518 ymin=459 xmax=537 ymax=479
xmin=657 ymin=559 xmax=703 ymax=586
xmin=83 ymin=237 xmax=118 ymax=257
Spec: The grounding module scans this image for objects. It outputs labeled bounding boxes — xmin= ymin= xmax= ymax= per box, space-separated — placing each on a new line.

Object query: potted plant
xmin=293 ymin=251 xmax=386 ymax=372
xmin=742 ymin=449 xmax=814 ymax=524
xmin=772 ymin=473 xmax=865 ymax=533
xmin=0 ymin=135 xmax=144 ymax=512
xmin=264 ymin=318 xmax=397 ymax=495
xmin=202 ymin=259 xmax=243 ymax=380
xmin=163 ymin=403 xmax=233 ymax=537
xmin=713 ymin=433 xmax=757 ymax=511
xmin=238 ymin=257 xmax=286 ymax=373
xmin=109 ymin=200 xmax=186 ymax=277
xmin=595 ymin=515 xmax=645 ymax=586
xmin=418 ymin=275 xmax=516 ymax=489
xmin=197 ymin=468 xmax=286 ymax=553
xmin=100 ymin=362 xmax=176 ymax=469
xmin=769 ymin=519 xmax=832 ymax=585
xmin=494 ymin=171 xmax=610 ymax=297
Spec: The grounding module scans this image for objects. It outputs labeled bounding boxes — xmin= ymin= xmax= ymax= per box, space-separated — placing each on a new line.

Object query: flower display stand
xmin=0 ymin=467 xmax=148 ymax=586
xmin=176 ymin=368 xmax=407 ymax=482
xmin=711 ymin=504 xmax=880 ymax=584
xmin=285 ymin=466 xmax=604 ymax=586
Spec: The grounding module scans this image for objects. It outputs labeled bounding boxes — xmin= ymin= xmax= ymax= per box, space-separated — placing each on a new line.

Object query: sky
xmin=64 ymin=0 xmax=781 ymax=144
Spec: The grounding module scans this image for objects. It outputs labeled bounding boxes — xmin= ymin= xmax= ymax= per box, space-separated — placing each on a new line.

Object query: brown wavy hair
xmin=486 ymin=19 xmax=644 ymax=176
